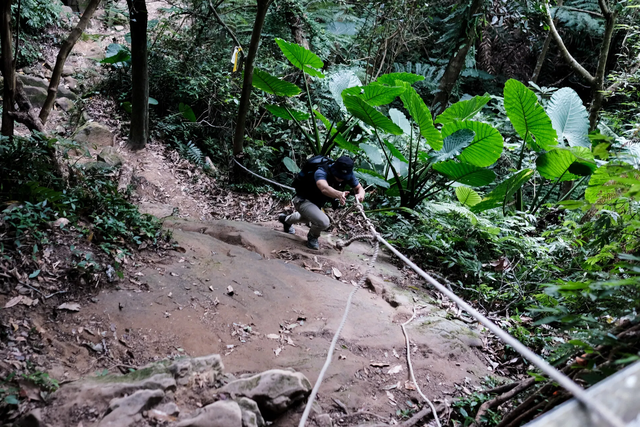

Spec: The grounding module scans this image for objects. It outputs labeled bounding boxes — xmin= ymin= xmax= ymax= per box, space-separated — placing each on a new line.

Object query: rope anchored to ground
xmin=234 ymin=159 xmax=628 ymax=427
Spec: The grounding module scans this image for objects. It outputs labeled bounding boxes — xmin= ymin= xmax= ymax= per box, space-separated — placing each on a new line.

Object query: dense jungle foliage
xmin=1 ymin=0 xmax=640 ymax=425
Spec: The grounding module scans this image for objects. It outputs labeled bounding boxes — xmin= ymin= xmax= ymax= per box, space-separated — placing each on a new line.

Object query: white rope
xmin=228 ymin=163 xmax=628 ymax=427
xmin=401 ymin=306 xmax=441 ymax=427
xmin=297 ymin=237 xmax=380 ymax=427
xmin=232 ymin=157 xmax=295 ymax=191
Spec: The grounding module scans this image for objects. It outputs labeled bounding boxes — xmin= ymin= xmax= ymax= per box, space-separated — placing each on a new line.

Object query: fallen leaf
xmin=57 ymin=302 xmax=81 ymax=312
xmin=20 ymin=297 xmax=34 ymax=307
xmin=404 ymin=380 xmax=416 ymax=390
xmin=392 ymin=348 xmax=400 ymax=358
xmin=387 ymin=365 xmax=403 ymax=375
xmin=18 ymin=379 xmax=42 ymax=401
xmin=4 ymin=296 xmax=23 ymax=308
xmin=266 ymin=334 xmax=280 ymax=340
xmin=332 ymin=267 xmax=342 ymax=278
xmin=386 ymin=390 xmax=397 ymax=404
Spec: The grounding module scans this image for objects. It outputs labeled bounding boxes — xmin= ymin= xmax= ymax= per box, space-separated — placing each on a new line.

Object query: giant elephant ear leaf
xmin=546 ymin=87 xmax=590 ymax=148
xmin=433 ymin=161 xmax=496 ymax=186
xmin=377 ymin=72 xmax=424 ymax=85
xmin=441 ymin=120 xmax=503 ymax=167
xmin=455 ymin=186 xmax=482 ymax=207
xmin=472 ymin=169 xmax=535 ymax=212
xmin=436 ymin=94 xmax=491 ymax=125
xmin=343 ymin=95 xmax=403 ymax=135
xmin=358 ymin=84 xmax=405 ymax=106
xmin=275 ymin=38 xmax=324 ymax=78
xmin=536 ymin=147 xmax=596 ymax=182
xmin=252 ymin=68 xmax=301 ymax=96
xmin=399 ymin=83 xmax=443 ymax=150
xmin=432 ymin=129 xmax=475 ymax=163
xmin=504 ymin=79 xmax=557 ymax=151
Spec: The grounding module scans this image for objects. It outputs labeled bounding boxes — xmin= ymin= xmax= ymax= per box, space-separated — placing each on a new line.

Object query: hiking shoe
xmin=278 ymin=214 xmax=295 ymax=234
xmin=306 ymin=235 xmax=320 ymax=250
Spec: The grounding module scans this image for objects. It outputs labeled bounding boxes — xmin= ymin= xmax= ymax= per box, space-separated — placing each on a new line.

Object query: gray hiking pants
xmin=284 ymin=196 xmax=330 ymax=238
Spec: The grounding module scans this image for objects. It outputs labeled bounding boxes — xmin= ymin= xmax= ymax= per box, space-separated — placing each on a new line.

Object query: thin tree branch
xmin=208 ymin=0 xmax=244 ymax=54
xmin=544 ymin=1 xmax=595 ymax=85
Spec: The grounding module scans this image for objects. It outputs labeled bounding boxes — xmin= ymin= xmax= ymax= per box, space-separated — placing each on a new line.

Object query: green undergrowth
xmin=0 ymin=133 xmax=168 ymax=277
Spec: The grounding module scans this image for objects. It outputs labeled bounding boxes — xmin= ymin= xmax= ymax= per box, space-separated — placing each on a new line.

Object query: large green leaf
xmin=389 ymin=108 xmax=411 ymax=135
xmin=344 ymin=95 xmax=403 ymax=135
xmin=252 ymin=68 xmax=301 ymax=97
xmin=360 ymin=143 xmax=383 ymax=165
xmin=536 ymin=147 xmax=596 ymax=182
xmin=377 ymin=72 xmax=425 ymax=85
xmin=504 ymin=79 xmax=557 ymax=151
xmin=399 ymin=83 xmax=443 ymax=150
xmin=265 ymin=105 xmax=310 ymax=121
xmin=433 ymin=161 xmax=496 ymax=187
xmin=455 ymin=186 xmax=482 ymax=207
xmin=314 ymin=110 xmax=360 ymax=153
xmin=275 ymin=38 xmax=324 ymax=78
xmin=354 ymin=169 xmax=390 ymax=189
xmin=328 ymin=70 xmax=361 ymax=108
xmin=341 ymin=84 xmax=405 ymax=106
xmin=472 ymin=169 xmax=535 ymax=212
xmin=384 ymin=140 xmax=408 ymax=163
xmin=441 ymin=120 xmax=503 ymax=167
xmin=432 ymin=129 xmax=476 ymax=163
xmin=435 ymin=94 xmax=491 ymax=125
xmin=283 ymin=157 xmax=300 ymax=173
xmin=547 ymin=87 xmax=590 ymax=148
xmin=585 ymin=164 xmax=640 ymax=204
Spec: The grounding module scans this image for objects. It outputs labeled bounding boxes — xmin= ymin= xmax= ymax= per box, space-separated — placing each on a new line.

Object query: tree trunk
xmin=532 ymin=1 xmax=563 ymax=84
xmin=231 ymin=0 xmax=272 ymax=166
xmin=588 ymin=1 xmax=617 ymax=130
xmin=1 ymin=0 xmax=15 ymax=138
xmin=284 ymin=0 xmax=309 ymax=49
xmin=126 ymin=0 xmax=149 ymax=150
xmin=40 ymin=0 xmax=102 ymax=124
xmin=431 ymin=0 xmax=483 ymax=116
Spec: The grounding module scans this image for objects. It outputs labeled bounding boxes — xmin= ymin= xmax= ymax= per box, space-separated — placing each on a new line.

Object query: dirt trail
xmin=3 ymin=4 xmax=497 ymax=425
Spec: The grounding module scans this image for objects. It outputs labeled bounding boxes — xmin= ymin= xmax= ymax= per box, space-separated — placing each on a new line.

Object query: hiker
xmin=279 ymin=155 xmax=365 ymax=250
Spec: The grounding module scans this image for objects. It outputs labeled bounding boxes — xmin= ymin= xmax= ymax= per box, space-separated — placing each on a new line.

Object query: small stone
xmin=62 ymin=66 xmax=74 ymax=77
xmin=57 ymin=84 xmax=78 ymax=101
xmin=73 ymin=122 xmax=114 ymax=147
xmin=64 ymin=77 xmax=80 ymax=92
xmin=100 ymin=389 xmax=164 ymax=427
xmin=176 ymin=400 xmax=242 ymax=427
xmin=315 ymin=414 xmax=333 ymax=427
xmin=56 ymin=97 xmax=74 ymax=112
xmin=220 ymin=369 xmax=312 ymax=420
xmin=114 ymin=25 xmax=125 ymax=31
xmin=97 ymin=147 xmax=124 ymax=167
xmin=236 ymin=397 xmax=265 ymax=427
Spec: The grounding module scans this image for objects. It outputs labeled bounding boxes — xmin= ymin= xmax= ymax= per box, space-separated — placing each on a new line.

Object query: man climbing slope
xmin=279 ymin=155 xmax=366 ymax=250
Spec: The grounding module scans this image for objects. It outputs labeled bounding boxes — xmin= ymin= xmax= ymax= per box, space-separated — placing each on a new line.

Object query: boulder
xmin=220 ymin=369 xmax=312 ymax=419
xmin=99 ymin=389 xmax=164 ymax=427
xmin=236 ymin=397 xmax=265 ymax=427
xmin=315 ymin=414 xmax=333 ymax=427
xmin=168 ymin=354 xmax=224 ymax=386
xmin=176 ymin=400 xmax=242 ymax=427
xmin=62 ymin=66 xmax=75 ymax=77
xmin=56 ymin=97 xmax=75 ymax=112
xmin=97 ymin=147 xmax=124 ymax=167
xmin=64 ymin=76 xmax=80 ymax=93
xmin=138 ymin=202 xmax=177 ymax=219
xmin=57 ymin=84 xmax=78 ymax=101
xmin=73 ymin=122 xmax=113 ymax=147
xmin=21 ymin=86 xmax=48 ymax=108
xmin=17 ymin=74 xmax=49 ymax=90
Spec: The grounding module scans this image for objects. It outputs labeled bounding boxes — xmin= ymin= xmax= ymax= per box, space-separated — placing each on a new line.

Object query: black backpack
xmin=292 ymin=155 xmax=333 ymax=195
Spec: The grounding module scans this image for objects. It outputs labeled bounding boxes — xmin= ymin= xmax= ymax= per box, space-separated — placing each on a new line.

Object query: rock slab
xmin=176 ymin=400 xmax=243 ymax=427
xmin=220 ymin=369 xmax=312 ymax=419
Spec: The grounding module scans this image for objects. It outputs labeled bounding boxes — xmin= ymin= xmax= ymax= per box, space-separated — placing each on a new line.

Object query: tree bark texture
xmin=40 ymin=0 xmax=102 ymax=124
xmin=232 ymin=0 xmax=272 ymax=158
xmin=284 ymin=0 xmax=309 ymax=49
xmin=126 ymin=0 xmax=149 ymax=150
xmin=431 ymin=0 xmax=484 ymax=116
xmin=1 ymin=0 xmax=15 ymax=138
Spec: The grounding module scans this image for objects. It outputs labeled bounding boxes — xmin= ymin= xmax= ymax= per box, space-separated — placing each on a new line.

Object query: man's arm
xmin=316 ymin=179 xmax=349 ymax=205
xmin=353 ymin=184 xmax=365 ymax=203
